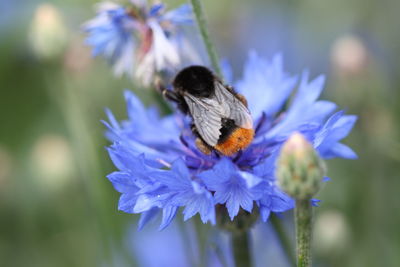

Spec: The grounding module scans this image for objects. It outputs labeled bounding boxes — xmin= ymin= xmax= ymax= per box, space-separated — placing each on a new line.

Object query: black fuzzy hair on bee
xmin=173 ymin=66 xmax=215 ymax=98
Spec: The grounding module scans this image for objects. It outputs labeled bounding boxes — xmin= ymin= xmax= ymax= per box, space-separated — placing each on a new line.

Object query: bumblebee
xmin=160 ymin=65 xmax=254 ymax=156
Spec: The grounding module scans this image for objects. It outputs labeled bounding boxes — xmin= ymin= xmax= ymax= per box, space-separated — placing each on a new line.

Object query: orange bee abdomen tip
xmin=215 ymin=128 xmax=255 ymax=156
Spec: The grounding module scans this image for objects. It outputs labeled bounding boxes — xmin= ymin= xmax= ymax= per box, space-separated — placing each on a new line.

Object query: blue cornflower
xmin=83 ymin=1 xmax=199 ymax=84
xmin=105 ymin=51 xmax=357 ymax=229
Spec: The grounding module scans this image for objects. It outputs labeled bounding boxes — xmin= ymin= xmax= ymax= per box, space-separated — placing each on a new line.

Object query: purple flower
xmin=83 ymin=1 xmax=200 ymax=84
xmin=105 ymin=51 xmax=357 ymax=229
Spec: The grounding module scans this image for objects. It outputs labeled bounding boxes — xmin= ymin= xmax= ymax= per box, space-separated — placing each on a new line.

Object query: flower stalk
xmin=232 ymin=231 xmax=252 ymax=267
xmin=295 ymin=199 xmax=313 ymax=267
xmin=216 ymin=207 xmax=256 ymax=267
xmin=189 ymin=0 xmax=222 ymax=77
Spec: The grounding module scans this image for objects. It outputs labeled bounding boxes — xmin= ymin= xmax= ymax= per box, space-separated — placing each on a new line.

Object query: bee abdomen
xmin=215 ymin=127 xmax=254 ymax=156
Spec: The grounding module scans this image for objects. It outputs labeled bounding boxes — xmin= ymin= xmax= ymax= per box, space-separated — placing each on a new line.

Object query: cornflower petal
xmin=148 ymin=4 xmax=165 ymax=17
xmin=138 ymin=208 xmax=159 ymax=230
xmin=199 ymin=158 xmax=263 ymax=220
xmin=236 ymin=51 xmax=298 ymax=119
xmin=148 ymin=20 xmax=180 ymax=70
xmin=161 ymin=4 xmax=193 ymax=24
xmin=264 ymin=72 xmax=337 ymax=140
xmin=314 ymin=111 xmax=358 ymax=159
xmin=150 ymin=159 xmax=216 ymax=224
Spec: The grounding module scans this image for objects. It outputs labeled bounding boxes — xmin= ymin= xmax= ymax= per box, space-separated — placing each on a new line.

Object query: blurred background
xmin=1 ymin=0 xmax=399 ymax=266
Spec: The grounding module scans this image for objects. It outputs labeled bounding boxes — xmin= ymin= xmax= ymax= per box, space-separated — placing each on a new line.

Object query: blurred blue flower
xmin=83 ymin=2 xmax=136 ymax=77
xmin=83 ymin=1 xmax=198 ymax=84
xmin=128 ymin=221 xmax=235 ymax=267
xmin=105 ymin=51 xmax=357 ymax=229
xmin=127 ymin=220 xmax=292 ymax=267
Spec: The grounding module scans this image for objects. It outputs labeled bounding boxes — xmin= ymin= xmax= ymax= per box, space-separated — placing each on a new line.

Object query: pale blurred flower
xmin=331 ymin=35 xmax=368 ymax=76
xmin=29 ymin=3 xmax=68 ymax=60
xmin=314 ymin=210 xmax=350 ymax=254
xmin=31 ymin=134 xmax=74 ymax=190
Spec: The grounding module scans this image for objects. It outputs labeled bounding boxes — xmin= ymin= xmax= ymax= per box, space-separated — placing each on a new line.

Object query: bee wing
xmin=214 ymin=82 xmax=253 ymax=129
xmin=184 ymin=94 xmax=222 ymax=146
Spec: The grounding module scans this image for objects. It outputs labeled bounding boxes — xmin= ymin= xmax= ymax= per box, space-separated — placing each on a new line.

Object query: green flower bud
xmin=276 ymin=132 xmax=326 ymax=199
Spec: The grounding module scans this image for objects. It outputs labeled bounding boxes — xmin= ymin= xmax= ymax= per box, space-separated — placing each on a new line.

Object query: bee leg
xmin=236 ymin=93 xmax=248 ymax=107
xmin=190 ymin=124 xmax=197 ymax=133
xmin=225 ymin=85 xmax=249 ymax=107
xmin=191 ymin=124 xmax=212 ymax=155
xmin=155 ymin=81 xmax=189 ymax=114
xmin=153 ymin=78 xmax=178 ymax=102
xmin=195 ymin=138 xmax=212 ymax=155
xmin=164 ymin=90 xmax=181 ymax=103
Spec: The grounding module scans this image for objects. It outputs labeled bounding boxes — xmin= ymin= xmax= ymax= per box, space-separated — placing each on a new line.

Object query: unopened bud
xmin=276 ymin=132 xmax=325 ymax=199
xmin=29 ymin=4 xmax=68 ymax=60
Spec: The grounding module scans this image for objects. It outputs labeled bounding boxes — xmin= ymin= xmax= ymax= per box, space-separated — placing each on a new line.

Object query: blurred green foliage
xmin=0 ymin=0 xmax=399 ymax=266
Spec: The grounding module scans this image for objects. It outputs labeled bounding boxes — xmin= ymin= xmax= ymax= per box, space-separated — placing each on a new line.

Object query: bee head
xmin=173 ymin=66 xmax=215 ymax=98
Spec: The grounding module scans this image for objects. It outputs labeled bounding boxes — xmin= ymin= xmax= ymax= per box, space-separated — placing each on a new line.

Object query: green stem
xmin=232 ymin=231 xmax=252 ymax=267
xmin=295 ymin=199 xmax=313 ymax=267
xmin=189 ymin=0 xmax=222 ymax=77
xmin=270 ymin=214 xmax=296 ymax=266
